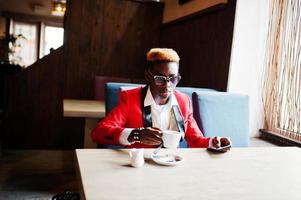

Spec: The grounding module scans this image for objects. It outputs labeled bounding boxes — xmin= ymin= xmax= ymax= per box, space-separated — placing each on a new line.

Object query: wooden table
xmin=63 ymin=99 xmax=105 ymax=148
xmin=75 ymin=147 xmax=301 ymax=200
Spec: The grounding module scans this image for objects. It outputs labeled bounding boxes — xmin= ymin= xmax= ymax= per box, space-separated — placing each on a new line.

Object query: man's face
xmin=146 ymin=62 xmax=180 ymax=105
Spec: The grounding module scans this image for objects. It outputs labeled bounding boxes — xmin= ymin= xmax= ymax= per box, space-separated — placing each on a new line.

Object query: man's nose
xmin=162 ymin=79 xmax=172 ymax=87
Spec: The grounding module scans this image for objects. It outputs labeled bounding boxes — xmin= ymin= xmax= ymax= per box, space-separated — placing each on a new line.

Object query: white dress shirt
xmin=119 ymin=87 xmax=180 ymax=145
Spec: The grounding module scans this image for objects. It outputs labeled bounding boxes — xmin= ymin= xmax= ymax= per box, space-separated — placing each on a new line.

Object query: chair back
xmin=192 ymin=92 xmax=250 ymax=147
xmin=105 ymin=82 xmax=144 ymax=114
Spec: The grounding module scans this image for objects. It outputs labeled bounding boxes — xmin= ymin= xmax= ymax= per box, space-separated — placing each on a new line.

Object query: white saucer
xmin=151 ymin=154 xmax=184 ymax=166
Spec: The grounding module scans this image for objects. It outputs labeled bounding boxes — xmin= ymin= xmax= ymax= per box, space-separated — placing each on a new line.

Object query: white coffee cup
xmin=162 ymin=130 xmax=182 ymax=148
xmin=129 ymin=148 xmax=144 ymax=168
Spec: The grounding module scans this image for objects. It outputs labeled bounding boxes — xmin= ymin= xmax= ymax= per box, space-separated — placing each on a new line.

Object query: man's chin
xmin=159 ymin=92 xmax=171 ymax=99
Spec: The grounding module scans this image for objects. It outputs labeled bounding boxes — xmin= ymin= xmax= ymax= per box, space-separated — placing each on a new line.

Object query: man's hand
xmin=211 ymin=136 xmax=232 ymax=152
xmin=128 ymin=127 xmax=163 ymax=145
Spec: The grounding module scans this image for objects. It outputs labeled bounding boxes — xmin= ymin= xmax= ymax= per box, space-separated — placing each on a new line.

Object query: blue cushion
xmin=105 ymin=82 xmax=144 ymax=114
xmin=177 ymin=87 xmax=215 ymax=100
xmin=192 ymin=92 xmax=249 ymax=147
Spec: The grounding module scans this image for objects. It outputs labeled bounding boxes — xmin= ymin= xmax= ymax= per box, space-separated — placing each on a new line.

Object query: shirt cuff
xmin=208 ymin=136 xmax=220 ymax=149
xmin=119 ymin=128 xmax=134 ymax=146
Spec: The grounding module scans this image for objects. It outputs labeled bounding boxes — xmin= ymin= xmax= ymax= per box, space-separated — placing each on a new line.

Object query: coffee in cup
xmin=162 ymin=130 xmax=182 ymax=148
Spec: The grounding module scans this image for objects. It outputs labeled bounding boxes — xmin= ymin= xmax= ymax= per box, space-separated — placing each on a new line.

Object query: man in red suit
xmin=92 ymin=48 xmax=231 ymax=149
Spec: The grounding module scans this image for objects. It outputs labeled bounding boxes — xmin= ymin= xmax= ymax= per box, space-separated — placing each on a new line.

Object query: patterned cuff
xmin=119 ymin=128 xmax=134 ymax=145
xmin=208 ymin=136 xmax=221 ymax=149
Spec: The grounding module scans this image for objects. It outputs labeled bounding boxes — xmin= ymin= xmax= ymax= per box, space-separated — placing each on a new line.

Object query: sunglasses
xmin=149 ymin=71 xmax=181 ymax=86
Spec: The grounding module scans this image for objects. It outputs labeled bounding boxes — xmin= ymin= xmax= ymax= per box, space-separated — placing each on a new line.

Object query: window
xmin=42 ymin=25 xmax=64 ymax=57
xmin=11 ymin=20 xmax=64 ymax=67
xmin=12 ymin=21 xmax=38 ymax=66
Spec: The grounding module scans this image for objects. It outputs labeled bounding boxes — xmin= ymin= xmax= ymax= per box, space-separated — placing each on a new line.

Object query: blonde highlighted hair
xmin=147 ymin=48 xmax=180 ymax=63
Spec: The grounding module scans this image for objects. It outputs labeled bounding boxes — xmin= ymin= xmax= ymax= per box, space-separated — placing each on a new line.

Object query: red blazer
xmin=91 ymin=86 xmax=210 ymax=148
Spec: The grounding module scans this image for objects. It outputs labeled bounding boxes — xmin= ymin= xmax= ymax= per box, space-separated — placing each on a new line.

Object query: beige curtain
xmin=263 ymin=0 xmax=301 ymax=142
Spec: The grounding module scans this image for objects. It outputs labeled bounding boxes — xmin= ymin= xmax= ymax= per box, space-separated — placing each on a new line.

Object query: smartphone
xmin=207 ymin=144 xmax=231 ymax=153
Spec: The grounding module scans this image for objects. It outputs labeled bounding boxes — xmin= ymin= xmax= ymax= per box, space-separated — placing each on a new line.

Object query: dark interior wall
xmin=2 ymin=48 xmax=84 ymax=149
xmin=160 ymin=0 xmax=236 ymax=91
xmin=63 ymin=0 xmax=163 ymax=98
xmin=2 ymin=0 xmax=163 ymax=149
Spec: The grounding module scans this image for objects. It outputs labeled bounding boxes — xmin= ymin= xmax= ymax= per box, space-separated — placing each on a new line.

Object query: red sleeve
xmin=183 ymin=96 xmax=210 ymax=148
xmin=91 ymin=91 xmax=129 ymax=145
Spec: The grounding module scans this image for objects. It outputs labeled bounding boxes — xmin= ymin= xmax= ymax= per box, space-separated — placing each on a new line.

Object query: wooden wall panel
xmin=63 ymin=0 xmax=163 ymax=98
xmin=160 ymin=0 xmax=236 ymax=91
xmin=2 ymin=48 xmax=83 ymax=149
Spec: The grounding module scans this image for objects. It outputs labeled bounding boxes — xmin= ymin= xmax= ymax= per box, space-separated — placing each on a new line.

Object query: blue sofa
xmin=104 ymin=82 xmax=250 ymax=147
